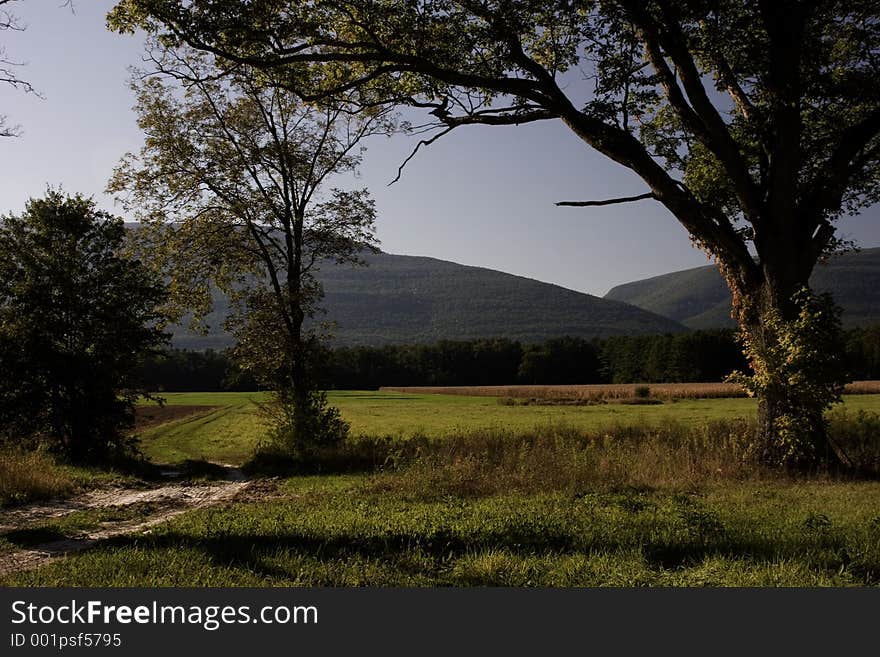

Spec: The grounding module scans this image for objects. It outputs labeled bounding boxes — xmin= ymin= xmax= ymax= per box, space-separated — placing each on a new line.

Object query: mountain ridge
xmin=171 ymin=250 xmax=687 ymax=350
xmin=604 ymin=247 xmax=880 ymax=329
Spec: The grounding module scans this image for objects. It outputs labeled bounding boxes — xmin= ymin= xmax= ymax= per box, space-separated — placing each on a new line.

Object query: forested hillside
xmin=605 ymin=248 xmax=880 ymax=328
xmin=172 ymin=251 xmax=686 ymax=349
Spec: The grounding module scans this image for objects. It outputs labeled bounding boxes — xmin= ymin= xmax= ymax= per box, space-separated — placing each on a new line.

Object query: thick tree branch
xmin=807 ymin=106 xmax=880 ymax=216
xmin=556 ymin=193 xmax=655 ymax=207
xmin=155 ymin=16 xmax=552 ymax=108
xmin=711 ymin=49 xmax=756 ymax=123
xmin=758 ymin=1 xmax=806 ymax=231
xmin=627 ymin=0 xmax=762 ymax=222
xmin=443 ymin=107 xmax=555 ymax=127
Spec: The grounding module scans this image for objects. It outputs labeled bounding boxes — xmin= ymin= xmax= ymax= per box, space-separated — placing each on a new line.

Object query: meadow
xmin=136 ymin=390 xmax=880 ymax=466
xmin=3 ymin=390 xmax=880 ymax=586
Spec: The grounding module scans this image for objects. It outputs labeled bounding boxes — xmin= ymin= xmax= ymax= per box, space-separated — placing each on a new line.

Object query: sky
xmin=2 ymin=1 xmax=880 ymax=297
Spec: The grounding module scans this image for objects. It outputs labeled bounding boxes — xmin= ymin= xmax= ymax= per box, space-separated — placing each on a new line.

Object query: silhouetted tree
xmin=0 ymin=191 xmax=168 ymax=460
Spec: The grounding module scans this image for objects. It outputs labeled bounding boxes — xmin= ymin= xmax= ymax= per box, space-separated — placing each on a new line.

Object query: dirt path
xmin=0 ymin=468 xmax=252 ymax=577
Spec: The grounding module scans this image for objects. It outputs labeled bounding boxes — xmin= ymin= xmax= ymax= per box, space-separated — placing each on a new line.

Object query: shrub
xmin=258 ymin=389 xmax=350 ymax=460
xmin=634 ymin=385 xmax=651 ymax=398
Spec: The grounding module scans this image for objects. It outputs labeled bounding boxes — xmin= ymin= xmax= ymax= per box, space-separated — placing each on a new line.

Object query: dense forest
xmin=137 ymin=326 xmax=880 ymax=392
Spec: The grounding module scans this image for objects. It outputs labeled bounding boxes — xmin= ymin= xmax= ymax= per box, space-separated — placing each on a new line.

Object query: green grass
xmin=5 ymin=391 xmax=879 ymax=587
xmin=5 ymin=477 xmax=879 ymax=586
xmin=138 ymin=391 xmax=880 ymax=466
xmin=138 ymin=395 xmax=265 ymax=465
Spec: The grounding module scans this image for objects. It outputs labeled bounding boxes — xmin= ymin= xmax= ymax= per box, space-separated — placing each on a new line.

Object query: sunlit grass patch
xmin=0 ymin=449 xmax=78 ymax=507
xmin=0 ymin=449 xmax=149 ymax=508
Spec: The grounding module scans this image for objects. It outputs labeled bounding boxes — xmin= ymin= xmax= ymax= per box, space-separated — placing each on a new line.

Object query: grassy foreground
xmin=3 ymin=391 xmax=880 ymax=586
xmin=4 ymin=476 xmax=879 ymax=586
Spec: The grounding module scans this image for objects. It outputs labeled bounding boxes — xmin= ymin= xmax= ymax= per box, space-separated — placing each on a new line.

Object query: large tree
xmin=0 ymin=191 xmax=168 ymax=460
xmin=108 ymin=0 xmax=880 ymax=466
xmin=108 ymin=48 xmax=391 ymax=453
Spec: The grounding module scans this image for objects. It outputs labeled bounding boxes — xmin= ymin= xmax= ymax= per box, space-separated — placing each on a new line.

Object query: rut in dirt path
xmin=0 ymin=468 xmax=254 ymax=577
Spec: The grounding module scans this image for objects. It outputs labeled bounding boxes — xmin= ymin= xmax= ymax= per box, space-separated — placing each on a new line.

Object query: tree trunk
xmin=288 ymin=304 xmax=309 ymax=434
xmin=731 ymin=264 xmax=845 ymax=470
xmin=286 ymin=203 xmax=312 ymax=447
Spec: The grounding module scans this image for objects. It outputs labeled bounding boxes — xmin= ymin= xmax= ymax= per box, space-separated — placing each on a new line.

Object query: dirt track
xmin=134 ymin=404 xmax=220 ymax=430
xmin=0 ymin=470 xmax=251 ymax=577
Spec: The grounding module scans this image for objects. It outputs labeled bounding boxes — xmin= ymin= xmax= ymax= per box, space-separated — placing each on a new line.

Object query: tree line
xmin=139 ymin=328 xmax=880 ymax=392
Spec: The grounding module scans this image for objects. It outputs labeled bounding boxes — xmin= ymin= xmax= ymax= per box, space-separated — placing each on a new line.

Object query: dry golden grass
xmin=382 ymin=382 xmax=747 ymax=400
xmin=0 ymin=448 xmax=77 ymax=507
xmin=843 ymin=381 xmax=880 ymax=394
xmin=382 ymin=380 xmax=880 ymax=401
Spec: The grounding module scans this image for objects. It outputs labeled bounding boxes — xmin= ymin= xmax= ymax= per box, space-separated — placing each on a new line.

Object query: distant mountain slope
xmin=172 ymin=251 xmax=686 ymax=349
xmin=604 ymin=248 xmax=880 ymax=329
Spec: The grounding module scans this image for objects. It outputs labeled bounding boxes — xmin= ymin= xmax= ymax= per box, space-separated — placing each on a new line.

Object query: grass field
xmin=138 ymin=390 xmax=880 ymax=466
xmin=5 ymin=476 xmax=880 ymax=586
xmin=4 ymin=390 xmax=880 ymax=587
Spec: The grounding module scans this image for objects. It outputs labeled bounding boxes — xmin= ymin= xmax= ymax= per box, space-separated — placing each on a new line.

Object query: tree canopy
xmin=109 ymin=48 xmax=392 ymax=453
xmin=0 ymin=190 xmax=168 ymax=460
xmin=107 ymin=0 xmax=880 ymax=276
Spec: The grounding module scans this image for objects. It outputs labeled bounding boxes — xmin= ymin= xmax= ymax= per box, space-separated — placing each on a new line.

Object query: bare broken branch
xmin=555 ymin=192 xmax=656 ymax=207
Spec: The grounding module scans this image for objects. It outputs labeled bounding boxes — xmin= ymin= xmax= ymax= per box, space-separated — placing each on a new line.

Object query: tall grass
xmin=248 ymin=414 xmax=880 ymax=498
xmin=0 ymin=448 xmax=78 ymax=507
xmin=0 ymin=448 xmax=156 ymax=508
xmin=366 ymin=421 xmax=759 ymax=499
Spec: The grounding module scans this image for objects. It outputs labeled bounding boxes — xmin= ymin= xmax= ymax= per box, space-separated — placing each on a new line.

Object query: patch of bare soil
xmin=0 ymin=466 xmax=253 ymax=577
xmin=134 ymin=405 xmax=220 ymax=431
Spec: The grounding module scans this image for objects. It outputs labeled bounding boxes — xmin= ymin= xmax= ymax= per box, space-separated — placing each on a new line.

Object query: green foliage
xmin=517 ymin=337 xmax=603 ymax=385
xmin=108 ymin=50 xmax=389 ymax=460
xmin=135 ymin=348 xmax=259 ymax=392
xmin=727 ymin=289 xmax=848 ymax=466
xmin=0 ymin=191 xmax=168 ymax=461
xmin=142 ymin=330 xmax=754 ymax=392
xmin=259 ymin=388 xmax=350 ymax=459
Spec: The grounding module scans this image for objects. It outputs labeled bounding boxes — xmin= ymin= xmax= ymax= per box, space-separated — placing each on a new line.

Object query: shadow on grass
xmin=67 ymin=452 xmax=165 ymax=482
xmin=89 ymin=520 xmax=880 ymax=585
xmin=150 ymin=459 xmax=239 ymax=482
xmin=2 ymin=526 xmax=69 ymax=548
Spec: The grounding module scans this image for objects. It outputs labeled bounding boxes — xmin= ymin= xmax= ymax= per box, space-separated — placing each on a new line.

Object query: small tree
xmin=0 ymin=190 xmax=168 ymax=460
xmin=108 ymin=47 xmax=392 ymax=455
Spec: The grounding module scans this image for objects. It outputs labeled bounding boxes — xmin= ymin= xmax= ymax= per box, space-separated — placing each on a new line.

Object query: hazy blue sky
xmin=2 ymin=1 xmax=880 ymax=297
